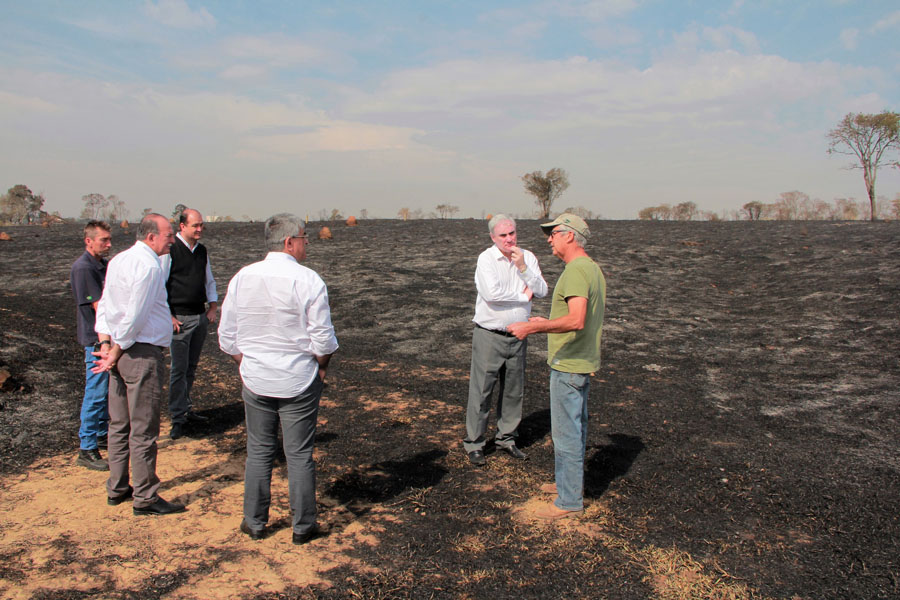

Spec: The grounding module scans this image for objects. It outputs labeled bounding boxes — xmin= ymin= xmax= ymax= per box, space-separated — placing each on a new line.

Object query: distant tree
xmin=833 ymin=198 xmax=860 ymax=220
xmin=827 ymin=111 xmax=900 ymax=221
xmin=1 ymin=184 xmax=39 ymax=224
xmin=80 ymin=193 xmax=109 ymax=220
xmin=773 ymin=191 xmax=809 ymax=220
xmin=359 ymin=208 xmax=369 ymax=220
xmin=521 ymin=168 xmax=570 ymax=219
xmin=892 ymin=194 xmax=900 ymax=220
xmin=435 ymin=204 xmax=459 ymax=219
xmin=398 ymin=207 xmax=410 ymax=221
xmin=638 ymin=205 xmax=673 ymax=220
xmin=329 ymin=209 xmax=343 ymax=221
xmin=142 ymin=208 xmax=153 ymax=218
xmin=562 ymin=206 xmax=596 ymax=219
xmin=172 ymin=203 xmax=187 ymax=219
xmin=107 ymin=195 xmax=127 ymax=222
xmin=673 ymin=201 xmax=698 ymax=221
xmin=742 ymin=201 xmax=763 ymax=220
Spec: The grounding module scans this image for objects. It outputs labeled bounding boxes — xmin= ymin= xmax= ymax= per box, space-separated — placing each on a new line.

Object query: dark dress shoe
xmin=133 ymin=497 xmax=186 ymax=516
xmin=77 ymin=449 xmax=109 ymax=471
xmin=169 ymin=423 xmax=185 ymax=440
xmin=502 ymin=445 xmax=528 ymax=460
xmin=292 ymin=526 xmax=319 ymax=545
xmin=186 ymin=411 xmax=208 ymax=423
xmin=240 ymin=519 xmax=266 ymax=540
xmin=108 ymin=486 xmax=134 ymax=506
xmin=467 ymin=450 xmax=486 ymax=466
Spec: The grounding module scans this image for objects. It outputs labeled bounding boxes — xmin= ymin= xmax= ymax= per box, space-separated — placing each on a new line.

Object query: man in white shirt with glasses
xmin=463 ymin=214 xmax=547 ymax=466
xmin=219 ymin=213 xmax=338 ymax=545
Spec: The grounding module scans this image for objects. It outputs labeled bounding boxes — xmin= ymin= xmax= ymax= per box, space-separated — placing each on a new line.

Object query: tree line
xmin=4 ymin=110 xmax=896 ymax=225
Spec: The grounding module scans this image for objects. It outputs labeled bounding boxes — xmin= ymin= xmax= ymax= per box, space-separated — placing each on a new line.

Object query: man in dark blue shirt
xmin=70 ymin=220 xmax=112 ymax=470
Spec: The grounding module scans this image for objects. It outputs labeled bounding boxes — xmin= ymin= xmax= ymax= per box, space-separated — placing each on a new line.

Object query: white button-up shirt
xmin=95 ymin=241 xmax=173 ymax=350
xmin=218 ymin=252 xmax=339 ymax=398
xmin=473 ymin=245 xmax=548 ymax=330
xmin=158 ymin=233 xmax=218 ymax=303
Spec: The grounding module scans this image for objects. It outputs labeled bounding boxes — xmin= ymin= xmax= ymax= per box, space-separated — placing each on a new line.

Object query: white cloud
xmin=0 ymin=90 xmax=60 ymax=114
xmin=872 ymin=10 xmax=900 ymax=32
xmin=839 ymin=27 xmax=859 ymax=50
xmin=585 ymin=25 xmax=642 ymax=48
xmin=223 ymin=35 xmax=325 ymax=67
xmin=219 ymin=64 xmax=269 ymax=80
xmin=143 ymin=0 xmax=215 ymax=30
xmin=244 ymin=122 xmax=425 ymax=155
xmin=557 ymin=0 xmax=640 ymax=21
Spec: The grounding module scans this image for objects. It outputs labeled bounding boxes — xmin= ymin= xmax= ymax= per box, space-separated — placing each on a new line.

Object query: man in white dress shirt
xmin=93 ymin=214 xmax=185 ymax=516
xmin=219 ymin=213 xmax=338 ymax=545
xmin=463 ymin=214 xmax=548 ymax=466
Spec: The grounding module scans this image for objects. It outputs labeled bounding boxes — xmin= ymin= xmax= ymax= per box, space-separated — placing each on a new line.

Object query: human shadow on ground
xmin=322 ymin=449 xmax=448 ymax=517
xmin=584 ymin=433 xmax=645 ymax=498
xmin=516 ymin=408 xmax=551 ymax=450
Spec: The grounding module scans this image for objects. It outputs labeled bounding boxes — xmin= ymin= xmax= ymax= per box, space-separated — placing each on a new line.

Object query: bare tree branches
xmin=521 ymin=168 xmax=570 ymax=219
xmin=827 ymin=111 xmax=900 ymax=221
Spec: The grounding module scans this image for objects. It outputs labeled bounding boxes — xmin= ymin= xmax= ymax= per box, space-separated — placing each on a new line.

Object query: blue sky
xmin=1 ymin=0 xmax=898 ymax=220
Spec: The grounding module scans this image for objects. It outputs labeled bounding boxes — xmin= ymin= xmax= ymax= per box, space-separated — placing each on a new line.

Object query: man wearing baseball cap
xmin=507 ymin=213 xmax=606 ymax=520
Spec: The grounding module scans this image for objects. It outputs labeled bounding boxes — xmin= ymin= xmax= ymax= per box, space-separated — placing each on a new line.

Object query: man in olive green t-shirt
xmin=508 ymin=213 xmax=605 ymax=520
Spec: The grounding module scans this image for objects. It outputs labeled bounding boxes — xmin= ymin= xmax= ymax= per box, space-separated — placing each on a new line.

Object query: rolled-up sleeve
xmin=217 ymin=278 xmax=238 ymax=355
xmin=305 ymin=280 xmax=339 ymax=357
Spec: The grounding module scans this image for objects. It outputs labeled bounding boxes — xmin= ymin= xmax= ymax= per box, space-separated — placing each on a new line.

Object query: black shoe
xmin=186 ymin=411 xmax=208 ymax=423
xmin=467 ymin=450 xmax=486 ymax=466
xmin=97 ymin=434 xmax=108 ymax=449
xmin=240 ymin=519 xmax=266 ymax=540
xmin=108 ymin=486 xmax=134 ymax=506
xmin=77 ymin=449 xmax=109 ymax=471
xmin=170 ymin=423 xmax=185 ymax=440
xmin=502 ymin=445 xmax=528 ymax=460
xmin=292 ymin=526 xmax=319 ymax=545
xmin=133 ymin=497 xmax=186 ymax=516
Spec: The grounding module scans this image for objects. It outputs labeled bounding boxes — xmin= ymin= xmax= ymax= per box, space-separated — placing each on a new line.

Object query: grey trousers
xmin=106 ymin=343 xmax=165 ymax=508
xmin=463 ymin=326 xmax=527 ymax=452
xmin=169 ymin=313 xmax=208 ymax=425
xmin=242 ymin=378 xmax=323 ymax=535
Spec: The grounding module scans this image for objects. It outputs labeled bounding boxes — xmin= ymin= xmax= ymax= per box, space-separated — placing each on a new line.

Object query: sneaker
xmin=77 ymin=449 xmax=109 ymax=471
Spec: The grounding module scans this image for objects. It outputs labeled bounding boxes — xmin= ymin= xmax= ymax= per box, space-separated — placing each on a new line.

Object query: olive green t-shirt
xmin=547 ymin=256 xmax=606 ymax=374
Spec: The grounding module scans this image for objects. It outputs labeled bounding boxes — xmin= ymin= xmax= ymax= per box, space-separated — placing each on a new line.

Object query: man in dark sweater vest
xmin=161 ymin=209 xmax=218 ymax=440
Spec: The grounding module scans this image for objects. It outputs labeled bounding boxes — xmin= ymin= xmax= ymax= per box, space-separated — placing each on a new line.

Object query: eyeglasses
xmin=549 ymin=229 xmax=570 ymax=237
xmin=290 ymin=234 xmax=309 ymax=240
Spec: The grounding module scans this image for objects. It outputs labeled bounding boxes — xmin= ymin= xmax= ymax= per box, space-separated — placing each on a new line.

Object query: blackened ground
xmin=0 ymin=219 xmax=898 ymax=599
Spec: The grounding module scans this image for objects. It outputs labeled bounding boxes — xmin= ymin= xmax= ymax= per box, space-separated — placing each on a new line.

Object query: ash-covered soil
xmin=0 ymin=219 xmax=898 ymax=599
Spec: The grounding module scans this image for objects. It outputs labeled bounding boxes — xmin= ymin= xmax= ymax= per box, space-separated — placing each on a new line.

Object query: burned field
xmin=0 ymin=218 xmax=898 ymax=599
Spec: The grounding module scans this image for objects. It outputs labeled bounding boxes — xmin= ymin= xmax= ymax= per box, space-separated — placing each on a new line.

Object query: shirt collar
xmin=176 ymin=232 xmax=195 ymax=250
xmin=265 ymin=251 xmax=299 ymax=265
xmin=487 ymin=244 xmax=511 ymax=261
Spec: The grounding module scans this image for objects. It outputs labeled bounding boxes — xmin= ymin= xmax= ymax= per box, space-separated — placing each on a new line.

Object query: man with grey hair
xmin=93 ymin=214 xmax=186 ymax=516
xmin=508 ymin=213 xmax=606 ymax=520
xmin=219 ymin=213 xmax=338 ymax=544
xmin=463 ymin=214 xmax=547 ymax=466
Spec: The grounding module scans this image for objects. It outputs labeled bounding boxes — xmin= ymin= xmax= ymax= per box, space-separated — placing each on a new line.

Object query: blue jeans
xmin=549 ymin=369 xmax=590 ymax=511
xmin=243 ymin=377 xmax=323 ymax=535
xmin=79 ymin=346 xmax=109 ymax=450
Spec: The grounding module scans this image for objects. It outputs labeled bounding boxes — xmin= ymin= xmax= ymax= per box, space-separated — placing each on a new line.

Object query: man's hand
xmin=506 ymin=321 xmax=531 ymax=340
xmin=510 ymin=247 xmax=526 ymax=271
xmin=91 ymin=344 xmax=121 ymax=374
xmin=205 ymin=304 xmax=218 ymax=324
xmin=171 ymin=315 xmax=182 ymax=333
xmin=524 ymin=286 xmax=533 ymax=301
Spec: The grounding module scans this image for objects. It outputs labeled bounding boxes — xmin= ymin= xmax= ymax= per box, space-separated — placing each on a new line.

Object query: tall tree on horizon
xmin=827 ymin=111 xmax=900 ymax=221
xmin=521 ymin=168 xmax=570 ymax=219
